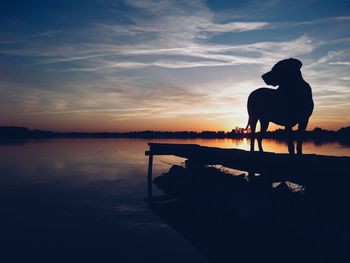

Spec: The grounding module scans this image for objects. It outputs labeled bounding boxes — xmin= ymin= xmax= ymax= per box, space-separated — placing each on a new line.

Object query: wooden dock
xmin=145 ymin=143 xmax=350 ymax=200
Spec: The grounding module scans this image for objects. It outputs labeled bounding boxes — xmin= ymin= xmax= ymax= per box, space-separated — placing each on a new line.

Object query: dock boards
xmin=145 ymin=143 xmax=350 ymax=199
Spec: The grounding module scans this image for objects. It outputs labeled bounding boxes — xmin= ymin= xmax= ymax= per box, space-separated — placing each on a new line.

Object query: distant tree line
xmin=0 ymin=126 xmax=349 ymax=144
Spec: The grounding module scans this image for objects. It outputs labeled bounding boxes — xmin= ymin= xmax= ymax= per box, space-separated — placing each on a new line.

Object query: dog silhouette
xmin=246 ymin=58 xmax=314 ymax=154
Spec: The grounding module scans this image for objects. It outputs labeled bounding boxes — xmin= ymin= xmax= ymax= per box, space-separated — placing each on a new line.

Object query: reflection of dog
xmin=246 ymin=58 xmax=314 ymax=154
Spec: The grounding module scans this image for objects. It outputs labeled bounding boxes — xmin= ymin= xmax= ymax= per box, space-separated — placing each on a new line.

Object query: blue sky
xmin=0 ymin=0 xmax=349 ymax=131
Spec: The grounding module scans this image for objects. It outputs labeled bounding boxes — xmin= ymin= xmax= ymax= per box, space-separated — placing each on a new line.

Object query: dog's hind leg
xmin=258 ymin=120 xmax=269 ymax=152
xmin=249 ymin=117 xmax=258 ymax=152
xmin=297 ymin=119 xmax=308 ymax=155
xmin=285 ymin=125 xmax=295 ymax=155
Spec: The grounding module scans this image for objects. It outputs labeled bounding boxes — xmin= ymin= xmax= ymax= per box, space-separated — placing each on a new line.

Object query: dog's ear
xmin=290 ymin=58 xmax=302 ymax=70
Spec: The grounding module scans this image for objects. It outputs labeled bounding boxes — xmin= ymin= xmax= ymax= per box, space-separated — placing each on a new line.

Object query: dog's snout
xmin=262 ymin=71 xmax=277 ymax=86
xmin=262 ymin=72 xmax=268 ymax=81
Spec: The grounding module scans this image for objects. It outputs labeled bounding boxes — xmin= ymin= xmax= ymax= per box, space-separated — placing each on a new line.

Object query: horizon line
xmin=1 ymin=125 xmax=349 ymax=134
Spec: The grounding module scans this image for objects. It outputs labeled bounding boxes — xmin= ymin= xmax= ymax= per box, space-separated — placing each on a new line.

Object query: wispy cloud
xmin=329 ymin=61 xmax=350 ymax=66
xmin=291 ymin=16 xmax=350 ymax=26
xmin=30 ymin=35 xmax=317 ymax=72
xmin=0 ymin=30 xmax=62 ymax=45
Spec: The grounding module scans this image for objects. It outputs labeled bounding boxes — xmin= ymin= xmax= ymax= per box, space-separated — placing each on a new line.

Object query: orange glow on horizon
xmin=12 ymin=116 xmax=346 ymax=133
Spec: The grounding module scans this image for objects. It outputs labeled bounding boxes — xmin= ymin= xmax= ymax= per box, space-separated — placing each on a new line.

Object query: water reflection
xmin=0 ymin=138 xmax=349 ymax=262
xmin=0 ymin=139 xmax=207 ymax=263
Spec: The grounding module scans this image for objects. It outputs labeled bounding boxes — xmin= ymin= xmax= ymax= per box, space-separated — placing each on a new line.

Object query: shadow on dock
xmin=149 ymin=165 xmax=350 ymax=263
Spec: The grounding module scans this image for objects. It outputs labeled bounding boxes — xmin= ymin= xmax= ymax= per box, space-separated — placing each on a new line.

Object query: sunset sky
xmin=0 ymin=0 xmax=349 ymax=132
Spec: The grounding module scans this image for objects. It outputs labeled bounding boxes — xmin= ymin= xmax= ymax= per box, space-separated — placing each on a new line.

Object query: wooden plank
xmin=145 ymin=143 xmax=350 ymax=185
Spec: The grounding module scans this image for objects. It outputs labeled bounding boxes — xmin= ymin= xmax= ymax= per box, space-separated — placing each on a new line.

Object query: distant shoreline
xmin=0 ymin=126 xmax=349 ymax=145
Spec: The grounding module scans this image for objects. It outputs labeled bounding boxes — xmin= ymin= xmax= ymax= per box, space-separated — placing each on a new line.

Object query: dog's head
xmin=262 ymin=58 xmax=302 ymax=86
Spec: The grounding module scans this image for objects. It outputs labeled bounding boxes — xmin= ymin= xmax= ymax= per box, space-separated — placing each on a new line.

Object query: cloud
xmin=31 ymin=35 xmax=317 ymax=72
xmin=329 ymin=61 xmax=350 ymax=66
xmin=97 ymin=20 xmax=270 ymax=36
xmin=198 ymin=21 xmax=269 ymax=32
xmin=53 ymin=60 xmax=234 ymax=72
xmin=0 ymin=30 xmax=62 ymax=45
xmin=291 ymin=16 xmax=350 ymax=26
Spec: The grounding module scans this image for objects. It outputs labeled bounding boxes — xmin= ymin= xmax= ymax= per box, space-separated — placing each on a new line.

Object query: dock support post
xmin=147 ymin=154 xmax=153 ymax=202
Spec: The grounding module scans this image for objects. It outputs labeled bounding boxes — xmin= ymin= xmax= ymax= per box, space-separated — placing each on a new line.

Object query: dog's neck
xmin=278 ymin=71 xmax=305 ymax=88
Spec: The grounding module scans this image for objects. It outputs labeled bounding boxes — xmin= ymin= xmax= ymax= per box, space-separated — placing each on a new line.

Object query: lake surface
xmin=1 ymin=138 xmax=349 ymax=262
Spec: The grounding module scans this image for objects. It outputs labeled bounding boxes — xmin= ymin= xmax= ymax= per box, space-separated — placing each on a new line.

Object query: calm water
xmin=1 ymin=138 xmax=349 ymax=262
